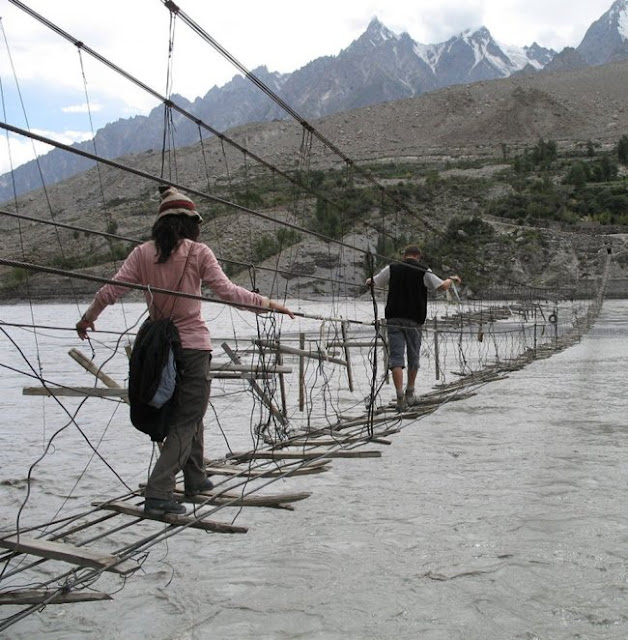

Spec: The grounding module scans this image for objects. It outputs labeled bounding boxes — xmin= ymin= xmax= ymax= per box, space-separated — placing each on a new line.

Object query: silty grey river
xmin=1 ymin=299 xmax=627 ymax=639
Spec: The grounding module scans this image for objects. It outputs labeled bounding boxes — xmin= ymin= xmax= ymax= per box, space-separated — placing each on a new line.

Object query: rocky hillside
xmin=3 ymin=0 xmax=628 ymax=204
xmin=1 ymin=61 xmax=627 ymax=301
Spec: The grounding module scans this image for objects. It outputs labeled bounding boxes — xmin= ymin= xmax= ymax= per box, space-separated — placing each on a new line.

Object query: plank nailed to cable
xmin=0 ymin=536 xmax=139 ymax=575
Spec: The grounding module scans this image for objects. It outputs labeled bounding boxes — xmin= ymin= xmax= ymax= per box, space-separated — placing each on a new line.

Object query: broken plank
xmin=0 ymin=589 xmax=112 ymax=605
xmin=92 ymin=501 xmax=247 ymax=534
xmin=0 ymin=536 xmax=138 ymax=576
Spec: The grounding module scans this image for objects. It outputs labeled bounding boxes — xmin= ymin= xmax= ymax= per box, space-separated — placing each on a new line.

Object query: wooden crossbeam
xmin=0 ymin=536 xmax=139 ymax=575
xmin=23 ymin=386 xmax=127 ymax=398
xmin=174 ymin=489 xmax=311 ymax=509
xmin=69 ymin=348 xmax=122 ymax=390
xmin=227 ymin=449 xmax=381 ymax=461
xmin=287 ymin=436 xmax=392 ymax=446
xmin=221 ymin=342 xmax=288 ymax=425
xmin=211 ymin=362 xmax=292 ymax=374
xmin=91 ymin=501 xmax=247 ymax=534
xmin=204 ymin=459 xmax=331 ymax=478
xmin=0 ymin=589 xmax=112 ymax=605
xmin=255 ymin=339 xmax=348 ymax=366
xmin=136 ymin=483 xmax=312 ymax=508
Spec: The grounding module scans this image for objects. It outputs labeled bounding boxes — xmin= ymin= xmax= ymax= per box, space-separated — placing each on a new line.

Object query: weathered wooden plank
xmin=227 ymin=449 xmax=382 ymax=461
xmin=222 ymin=342 xmax=288 ymax=425
xmin=23 ymin=387 xmax=127 ymax=398
xmin=325 ymin=340 xmax=386 ymax=348
xmin=204 ymin=460 xmax=331 ymax=478
xmin=286 ymin=436 xmax=392 ymax=447
xmin=0 ymin=589 xmax=112 ymax=605
xmin=69 ymin=348 xmax=122 ymax=390
xmin=91 ymin=501 xmax=247 ymax=534
xmin=174 ymin=489 xmax=311 ymax=508
xmin=211 ymin=362 xmax=292 ymax=374
xmin=0 ymin=536 xmax=139 ymax=575
xmin=255 ymin=340 xmax=348 ymax=366
xmin=137 ymin=483 xmax=312 ymax=508
xmin=341 ymin=321 xmax=354 ymax=392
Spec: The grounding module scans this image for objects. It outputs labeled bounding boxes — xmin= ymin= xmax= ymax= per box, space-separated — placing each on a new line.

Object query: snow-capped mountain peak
xmin=576 ymin=0 xmax=628 ymax=64
xmin=610 ymin=0 xmax=628 ymax=39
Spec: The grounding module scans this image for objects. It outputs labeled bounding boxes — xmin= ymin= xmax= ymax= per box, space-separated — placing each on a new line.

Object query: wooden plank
xmin=255 ymin=339 xmax=348 ymax=366
xmin=286 ymin=436 xmax=392 ymax=447
xmin=0 ymin=536 xmax=139 ymax=576
xmin=299 ymin=333 xmax=305 ymax=411
xmin=341 ymin=321 xmax=354 ymax=392
xmin=211 ymin=362 xmax=292 ymax=374
xmin=174 ymin=489 xmax=311 ymax=508
xmin=0 ymin=589 xmax=112 ymax=605
xmin=204 ymin=460 xmax=331 ymax=478
xmin=91 ymin=501 xmax=247 ymax=534
xmin=137 ymin=483 xmax=313 ymax=508
xmin=23 ymin=386 xmax=127 ymax=398
xmin=69 ymin=348 xmax=122 ymax=391
xmin=221 ymin=342 xmax=288 ymax=426
xmin=227 ymin=449 xmax=382 ymax=461
xmin=325 ymin=340 xmax=386 ymax=348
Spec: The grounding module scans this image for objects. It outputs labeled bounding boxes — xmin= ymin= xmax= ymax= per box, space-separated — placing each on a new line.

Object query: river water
xmin=1 ymin=299 xmax=627 ymax=639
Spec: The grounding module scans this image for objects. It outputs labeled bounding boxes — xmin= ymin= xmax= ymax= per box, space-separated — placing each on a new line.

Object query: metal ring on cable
xmin=548 ymin=312 xmax=557 ymax=324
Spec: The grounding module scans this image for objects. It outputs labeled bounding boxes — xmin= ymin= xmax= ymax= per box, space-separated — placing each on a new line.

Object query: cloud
xmin=0 ymin=0 xmax=616 ymax=149
xmin=414 ymin=1 xmax=487 ymax=43
xmin=0 ymin=129 xmax=93 ymax=175
xmin=62 ymin=103 xmax=104 ymax=114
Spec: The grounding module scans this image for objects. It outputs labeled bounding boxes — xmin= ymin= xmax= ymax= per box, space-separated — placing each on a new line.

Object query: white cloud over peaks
xmin=417 ymin=1 xmax=486 ymax=43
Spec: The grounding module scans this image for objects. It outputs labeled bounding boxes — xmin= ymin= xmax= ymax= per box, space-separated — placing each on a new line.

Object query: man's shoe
xmin=144 ymin=498 xmax=187 ymax=516
xmin=396 ymin=395 xmax=407 ymax=413
xmin=405 ymin=388 xmax=416 ymax=406
xmin=185 ymin=477 xmax=214 ymax=497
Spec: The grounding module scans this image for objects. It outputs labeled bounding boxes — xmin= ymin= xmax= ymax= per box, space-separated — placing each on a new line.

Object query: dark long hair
xmin=151 ymin=214 xmax=200 ymax=263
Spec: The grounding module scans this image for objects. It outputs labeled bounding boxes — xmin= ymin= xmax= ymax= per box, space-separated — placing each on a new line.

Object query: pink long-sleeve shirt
xmin=84 ymin=239 xmax=269 ymax=350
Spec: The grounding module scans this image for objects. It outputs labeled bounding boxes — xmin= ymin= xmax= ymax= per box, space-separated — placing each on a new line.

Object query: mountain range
xmin=1 ymin=0 xmax=627 ymax=203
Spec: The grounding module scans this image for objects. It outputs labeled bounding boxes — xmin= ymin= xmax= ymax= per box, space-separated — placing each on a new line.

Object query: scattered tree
xmin=618 ymin=135 xmax=628 ymax=165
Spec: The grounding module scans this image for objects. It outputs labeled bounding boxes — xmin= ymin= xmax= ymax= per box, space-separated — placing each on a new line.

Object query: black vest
xmin=385 ymin=259 xmax=428 ymax=324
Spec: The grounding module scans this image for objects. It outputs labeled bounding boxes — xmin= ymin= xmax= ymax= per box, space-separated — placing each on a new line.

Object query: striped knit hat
xmin=157 ymin=186 xmax=203 ymax=222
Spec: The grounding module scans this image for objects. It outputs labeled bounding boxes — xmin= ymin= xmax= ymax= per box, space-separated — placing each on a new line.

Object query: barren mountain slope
xmin=1 ymin=61 xmax=627 ymax=299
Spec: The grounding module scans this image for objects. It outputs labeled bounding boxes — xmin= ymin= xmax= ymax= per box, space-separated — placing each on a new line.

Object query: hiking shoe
xmin=144 ymin=498 xmax=187 ymax=516
xmin=396 ymin=395 xmax=407 ymax=413
xmin=184 ymin=477 xmax=214 ymax=497
xmin=405 ymin=388 xmax=416 ymax=406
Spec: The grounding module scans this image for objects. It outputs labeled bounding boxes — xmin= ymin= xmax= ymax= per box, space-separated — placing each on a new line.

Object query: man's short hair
xmin=403 ymin=245 xmax=422 ymax=257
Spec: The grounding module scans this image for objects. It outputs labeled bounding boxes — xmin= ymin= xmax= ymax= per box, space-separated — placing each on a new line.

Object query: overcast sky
xmin=0 ymin=0 xmax=617 ymax=173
